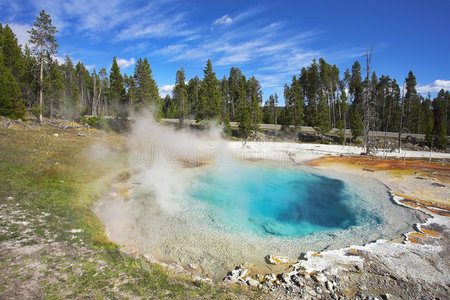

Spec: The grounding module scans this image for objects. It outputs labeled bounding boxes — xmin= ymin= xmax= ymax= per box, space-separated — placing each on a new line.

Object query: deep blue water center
xmin=189 ymin=164 xmax=359 ymax=237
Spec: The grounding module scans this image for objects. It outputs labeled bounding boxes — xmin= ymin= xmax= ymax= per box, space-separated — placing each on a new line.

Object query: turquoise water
xmin=189 ymin=164 xmax=363 ymax=237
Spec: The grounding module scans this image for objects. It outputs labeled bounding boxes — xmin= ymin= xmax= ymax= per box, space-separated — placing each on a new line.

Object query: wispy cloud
xmin=23 ymin=0 xmax=196 ymax=42
xmin=117 ymin=57 xmax=135 ymax=69
xmin=7 ymin=23 xmax=31 ymax=47
xmin=153 ymin=9 xmax=323 ymax=91
xmin=159 ymin=84 xmax=174 ymax=97
xmin=417 ymin=79 xmax=450 ymax=94
xmin=214 ymin=14 xmax=232 ymax=25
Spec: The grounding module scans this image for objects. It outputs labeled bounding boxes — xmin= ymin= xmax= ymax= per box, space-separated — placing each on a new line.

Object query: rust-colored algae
xmin=307 ymin=156 xmax=450 ymax=183
xmin=420 ymin=229 xmax=440 ymax=237
xmin=407 ymin=232 xmax=427 ymax=244
xmin=396 ymin=193 xmax=450 ymax=216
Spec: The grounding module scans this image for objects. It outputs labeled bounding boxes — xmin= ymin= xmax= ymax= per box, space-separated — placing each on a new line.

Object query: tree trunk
xmin=39 ymin=43 xmax=44 ymax=122
xmin=92 ymin=75 xmax=97 ymax=116
xmin=50 ymin=98 xmax=53 ymax=123
xmin=398 ymin=85 xmax=405 ymax=152
xmin=343 ymin=110 xmax=346 ymax=146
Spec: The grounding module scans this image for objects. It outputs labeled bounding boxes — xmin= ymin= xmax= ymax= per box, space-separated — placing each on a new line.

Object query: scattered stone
xmin=189 ymin=263 xmax=198 ymax=270
xmin=281 ymin=273 xmax=291 ymax=284
xmin=292 ymin=275 xmax=305 ymax=286
xmin=311 ymin=272 xmax=326 ymax=283
xmin=246 ymin=277 xmax=259 ymax=287
xmin=239 ymin=268 xmax=248 ymax=280
xmin=431 ymin=182 xmax=445 ymax=187
xmin=359 ymin=284 xmax=368 ymax=291
xmin=305 ymin=285 xmax=317 ymax=297
xmin=267 ymin=255 xmax=291 ymax=264
xmin=77 ymin=132 xmax=86 ymax=137
xmin=5 ymin=196 xmax=14 ymax=201
xmin=264 ymin=273 xmax=277 ymax=283
xmin=53 ymin=133 xmax=59 ymax=137
xmin=381 ymin=293 xmax=400 ymax=300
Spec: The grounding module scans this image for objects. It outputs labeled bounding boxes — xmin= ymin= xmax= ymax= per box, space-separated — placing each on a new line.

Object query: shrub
xmin=81 ymin=115 xmax=99 ymax=127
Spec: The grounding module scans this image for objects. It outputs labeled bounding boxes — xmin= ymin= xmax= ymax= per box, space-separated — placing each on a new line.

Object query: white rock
xmin=282 ymin=273 xmax=291 ymax=284
xmin=231 ymin=269 xmax=240 ymax=279
xmin=53 ymin=133 xmax=59 ymax=137
xmin=268 ymin=255 xmax=291 ymax=264
xmin=189 ymin=263 xmax=198 ymax=270
xmin=246 ymin=277 xmax=259 ymax=287
xmin=265 ymin=273 xmax=277 ymax=282
xmin=312 ymin=272 xmax=327 ymax=282
xmin=239 ymin=268 xmax=248 ymax=279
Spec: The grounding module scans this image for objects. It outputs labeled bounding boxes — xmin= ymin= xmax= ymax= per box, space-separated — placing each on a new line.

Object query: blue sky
xmin=1 ymin=0 xmax=449 ymax=104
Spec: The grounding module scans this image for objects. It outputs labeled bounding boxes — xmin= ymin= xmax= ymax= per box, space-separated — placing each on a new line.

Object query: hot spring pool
xmin=95 ymin=163 xmax=426 ymax=280
xmin=189 ymin=164 xmax=361 ymax=237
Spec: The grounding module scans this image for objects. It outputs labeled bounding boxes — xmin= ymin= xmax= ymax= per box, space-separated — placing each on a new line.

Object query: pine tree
xmin=28 ymin=10 xmax=58 ymax=122
xmin=404 ymin=71 xmax=421 ymax=133
xmin=1 ymin=25 xmax=25 ymax=82
xmin=75 ymin=61 xmax=91 ymax=113
xmin=219 ymin=76 xmax=229 ymax=121
xmin=350 ymin=108 xmax=363 ymax=143
xmin=187 ymin=76 xmax=200 ymax=117
xmin=134 ymin=57 xmax=159 ymax=112
xmin=237 ymin=80 xmax=251 ymax=139
xmin=228 ymin=67 xmax=243 ymax=120
xmin=423 ymin=96 xmax=434 ymax=146
xmin=61 ymin=56 xmax=79 ymax=119
xmin=349 ymin=60 xmax=363 ymax=115
xmin=198 ymin=59 xmax=221 ymax=120
xmin=431 ymin=90 xmax=448 ymax=149
xmin=284 ymin=75 xmax=304 ymax=128
xmin=246 ymin=76 xmax=262 ymax=131
xmin=0 ymin=59 xmax=25 ymax=119
xmin=124 ymin=74 xmax=136 ymax=114
xmin=303 ymin=60 xmax=321 ymax=125
xmin=109 ymin=56 xmax=126 ymax=115
xmin=173 ymin=66 xmax=187 ymax=123
xmin=21 ymin=45 xmax=39 ymax=107
xmin=315 ymin=92 xmax=331 ymax=138
xmin=44 ymin=59 xmax=63 ymax=121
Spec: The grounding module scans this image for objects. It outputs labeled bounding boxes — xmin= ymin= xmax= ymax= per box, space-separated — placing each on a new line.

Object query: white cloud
xmin=116 ymin=57 xmax=135 ymax=69
xmin=159 ymin=84 xmax=174 ymax=97
xmin=214 ymin=14 xmax=232 ymax=25
xmin=85 ymin=64 xmax=96 ymax=71
xmin=7 ymin=23 xmax=31 ymax=47
xmin=417 ymin=80 xmax=450 ymax=94
xmin=54 ymin=55 xmax=66 ymax=64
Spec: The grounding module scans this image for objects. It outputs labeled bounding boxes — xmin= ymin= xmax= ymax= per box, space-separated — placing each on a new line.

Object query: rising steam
xmin=128 ymin=111 xmax=230 ymax=213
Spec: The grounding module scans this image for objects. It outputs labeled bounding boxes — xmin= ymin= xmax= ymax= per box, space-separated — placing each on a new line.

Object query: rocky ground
xmin=1 ymin=116 xmax=449 ymax=299
xmin=0 ymin=119 xmax=263 ymax=299
xmin=219 ymin=154 xmax=450 ymax=299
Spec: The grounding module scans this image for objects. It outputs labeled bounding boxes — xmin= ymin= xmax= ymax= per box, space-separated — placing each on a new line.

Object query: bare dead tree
xmin=398 ymin=83 xmax=405 ymax=152
xmin=363 ymin=44 xmax=376 ymax=154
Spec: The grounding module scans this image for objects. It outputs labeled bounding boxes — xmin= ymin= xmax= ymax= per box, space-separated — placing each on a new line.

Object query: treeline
xmin=277 ymin=58 xmax=449 ymax=149
xmin=0 ymin=11 xmax=448 ymax=149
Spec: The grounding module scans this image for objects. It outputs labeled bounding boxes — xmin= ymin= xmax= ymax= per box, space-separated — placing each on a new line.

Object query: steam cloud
xmin=128 ymin=111 xmax=229 ymax=213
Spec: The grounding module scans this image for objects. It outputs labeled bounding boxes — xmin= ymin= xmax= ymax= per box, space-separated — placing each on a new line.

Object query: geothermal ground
xmin=96 ymin=137 xmax=450 ymax=299
xmin=1 ymin=118 xmax=449 ymax=299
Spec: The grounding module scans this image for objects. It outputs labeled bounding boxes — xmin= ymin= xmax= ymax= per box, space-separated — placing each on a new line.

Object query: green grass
xmin=0 ymin=125 xmax=263 ymax=299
